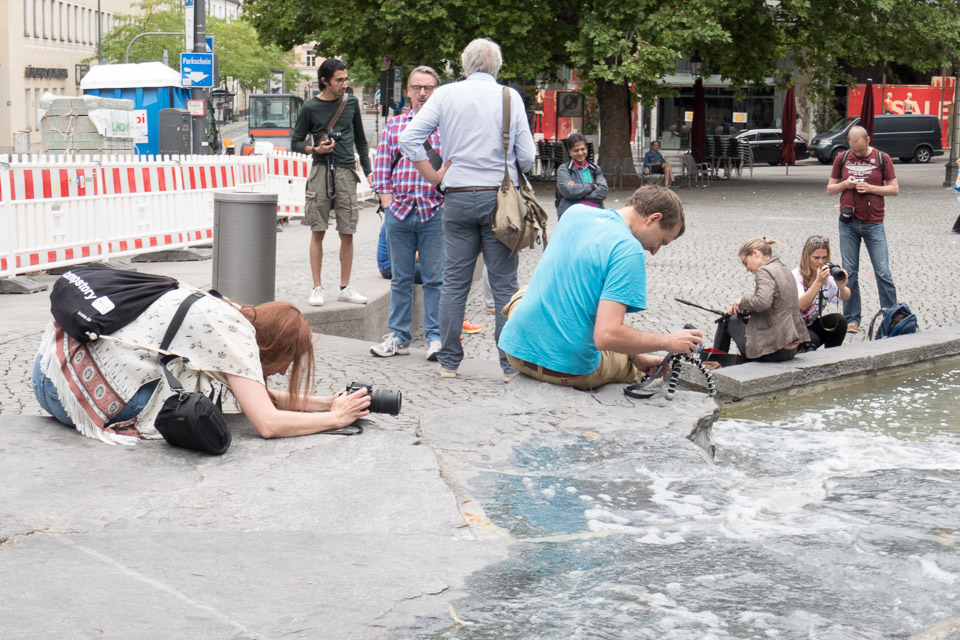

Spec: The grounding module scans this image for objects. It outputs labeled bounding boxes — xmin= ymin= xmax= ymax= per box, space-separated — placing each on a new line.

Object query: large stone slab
xmin=688 ymin=325 xmax=960 ymax=406
xmin=0 ymin=414 xmax=508 ymax=638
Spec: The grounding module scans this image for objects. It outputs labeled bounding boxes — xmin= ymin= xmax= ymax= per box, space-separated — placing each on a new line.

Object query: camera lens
xmin=827 ymin=263 xmax=844 ymax=279
xmin=369 ymin=389 xmax=402 ymax=415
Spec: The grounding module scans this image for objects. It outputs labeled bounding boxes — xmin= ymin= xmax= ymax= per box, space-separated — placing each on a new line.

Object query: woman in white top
xmin=793 ymin=235 xmax=851 ymax=350
xmin=32 ymin=289 xmax=371 ymax=445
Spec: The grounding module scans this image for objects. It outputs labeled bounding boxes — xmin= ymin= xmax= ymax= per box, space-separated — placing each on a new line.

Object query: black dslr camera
xmin=345 ymin=381 xmax=402 ymax=415
xmin=320 ymin=130 xmax=343 ymax=143
xmin=825 ymin=262 xmax=845 ymax=280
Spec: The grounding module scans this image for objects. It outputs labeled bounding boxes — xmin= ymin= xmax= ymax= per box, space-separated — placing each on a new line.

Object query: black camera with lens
xmin=839 ymin=206 xmax=853 ymax=224
xmin=825 ymin=262 xmax=845 ymax=280
xmin=320 ymin=130 xmax=343 ymax=143
xmin=345 ymin=381 xmax=402 ymax=416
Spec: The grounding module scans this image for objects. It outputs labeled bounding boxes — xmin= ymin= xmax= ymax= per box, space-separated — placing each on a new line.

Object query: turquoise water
xmin=417 ymin=368 xmax=960 ymax=638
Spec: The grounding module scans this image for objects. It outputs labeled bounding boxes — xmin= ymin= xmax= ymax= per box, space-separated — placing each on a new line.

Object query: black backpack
xmin=50 ymin=268 xmax=179 ymax=342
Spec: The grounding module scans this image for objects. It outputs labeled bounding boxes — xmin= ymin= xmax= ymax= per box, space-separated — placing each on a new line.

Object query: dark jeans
xmin=805 ymin=313 xmax=848 ymax=350
xmin=438 ymin=190 xmax=518 ymax=373
xmin=713 ymin=316 xmax=797 ymax=364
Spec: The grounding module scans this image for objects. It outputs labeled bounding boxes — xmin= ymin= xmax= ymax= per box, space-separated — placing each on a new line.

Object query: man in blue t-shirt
xmin=498 ymin=186 xmax=702 ymax=389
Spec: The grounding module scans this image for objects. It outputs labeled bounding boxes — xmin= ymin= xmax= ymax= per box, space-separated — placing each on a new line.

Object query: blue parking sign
xmin=181 ymin=52 xmax=214 ymax=88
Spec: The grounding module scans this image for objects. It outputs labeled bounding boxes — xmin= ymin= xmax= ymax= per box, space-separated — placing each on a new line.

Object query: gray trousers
xmin=438 ymin=190 xmax=518 ymax=373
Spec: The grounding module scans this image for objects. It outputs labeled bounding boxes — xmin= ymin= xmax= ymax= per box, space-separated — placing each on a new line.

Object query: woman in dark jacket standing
xmin=714 ymin=237 xmax=809 ymax=363
xmin=556 ymin=133 xmax=608 ymax=220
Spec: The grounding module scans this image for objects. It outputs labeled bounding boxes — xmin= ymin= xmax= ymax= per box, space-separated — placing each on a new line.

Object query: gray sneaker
xmin=370 ymin=333 xmax=410 ymax=357
xmin=425 ymin=340 xmax=442 ymax=361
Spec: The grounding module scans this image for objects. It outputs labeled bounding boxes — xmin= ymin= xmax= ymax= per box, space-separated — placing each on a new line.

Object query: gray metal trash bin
xmin=212 ymin=191 xmax=278 ymax=306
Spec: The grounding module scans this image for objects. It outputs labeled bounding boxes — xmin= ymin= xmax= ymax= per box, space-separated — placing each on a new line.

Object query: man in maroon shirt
xmin=826 ymin=126 xmax=900 ymax=333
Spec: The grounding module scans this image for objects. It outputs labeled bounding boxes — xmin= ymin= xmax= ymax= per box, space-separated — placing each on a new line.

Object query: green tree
xmin=243 ymin=0 xmax=960 ymax=180
xmin=242 ymin=0 xmax=773 ymax=178
xmin=96 ymin=0 xmax=300 ymax=93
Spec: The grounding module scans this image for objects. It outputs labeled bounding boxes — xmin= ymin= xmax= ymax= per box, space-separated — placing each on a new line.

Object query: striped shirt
xmin=370 ymin=109 xmax=443 ymax=222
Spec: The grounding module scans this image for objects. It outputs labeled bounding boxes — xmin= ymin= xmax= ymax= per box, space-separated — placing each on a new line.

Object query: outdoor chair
xmin=735 ymin=138 xmax=754 ymax=180
xmin=680 ymin=151 xmax=711 ymax=188
xmin=599 ymin=157 xmax=621 ymax=190
xmin=620 ymin=157 xmax=641 ymax=188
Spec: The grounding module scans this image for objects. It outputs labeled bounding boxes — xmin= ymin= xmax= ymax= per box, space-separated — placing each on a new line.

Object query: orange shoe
xmin=461 ymin=320 xmax=483 ymax=334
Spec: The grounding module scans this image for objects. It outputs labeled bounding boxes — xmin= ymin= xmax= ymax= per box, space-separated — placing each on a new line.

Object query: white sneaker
xmin=426 ymin=340 xmax=442 ymax=361
xmin=337 ymin=285 xmax=368 ymax=304
xmin=370 ymin=334 xmax=410 ymax=357
xmin=308 ymin=286 xmax=325 ymax=306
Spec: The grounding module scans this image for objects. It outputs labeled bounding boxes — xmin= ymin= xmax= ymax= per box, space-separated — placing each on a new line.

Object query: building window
xmin=306 ymin=50 xmax=316 ymax=67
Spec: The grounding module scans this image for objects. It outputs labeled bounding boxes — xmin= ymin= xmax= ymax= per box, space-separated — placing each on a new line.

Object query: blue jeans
xmin=838 ymin=219 xmax=897 ymax=324
xmin=384 ymin=207 xmax=444 ymax=344
xmin=439 ymin=191 xmax=518 ymax=373
xmin=32 ymin=354 xmax=158 ymax=427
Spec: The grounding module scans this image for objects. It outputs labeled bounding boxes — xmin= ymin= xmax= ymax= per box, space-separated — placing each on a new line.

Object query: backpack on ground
xmin=868 ymin=303 xmax=919 ymax=340
xmin=50 ymin=268 xmax=180 ymax=342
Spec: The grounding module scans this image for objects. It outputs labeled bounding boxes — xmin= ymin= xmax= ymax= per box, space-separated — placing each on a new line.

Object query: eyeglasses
xmin=809 ymin=236 xmax=830 ymax=248
xmin=331 ymin=77 xmax=351 ymax=84
xmin=409 ymin=85 xmax=437 ymax=94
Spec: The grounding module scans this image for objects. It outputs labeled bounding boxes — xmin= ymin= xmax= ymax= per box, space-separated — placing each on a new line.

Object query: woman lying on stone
xmin=794 ymin=235 xmax=850 ymax=350
xmin=32 ymin=289 xmax=370 ymax=445
xmin=713 ymin=237 xmax=808 ymax=364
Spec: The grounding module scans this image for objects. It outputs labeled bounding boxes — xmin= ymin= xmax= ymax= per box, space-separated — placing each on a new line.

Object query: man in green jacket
xmin=292 ymin=59 xmax=372 ymax=306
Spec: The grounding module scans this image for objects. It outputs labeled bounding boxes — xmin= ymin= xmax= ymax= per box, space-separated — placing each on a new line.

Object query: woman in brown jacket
xmin=715 ymin=237 xmax=809 ymax=363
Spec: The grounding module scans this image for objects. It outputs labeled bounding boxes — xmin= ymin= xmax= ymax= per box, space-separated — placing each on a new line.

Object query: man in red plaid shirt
xmin=369 ymin=66 xmax=445 ymax=360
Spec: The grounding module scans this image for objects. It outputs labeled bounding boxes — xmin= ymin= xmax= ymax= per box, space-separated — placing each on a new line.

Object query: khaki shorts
xmin=502 ymin=286 xmax=640 ymax=390
xmin=506 ymin=351 xmax=640 ymax=390
xmin=302 ymin=164 xmax=361 ymax=233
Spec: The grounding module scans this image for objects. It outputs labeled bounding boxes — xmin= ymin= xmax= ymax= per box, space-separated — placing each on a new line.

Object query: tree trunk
xmin=596 ymin=78 xmax=638 ymax=189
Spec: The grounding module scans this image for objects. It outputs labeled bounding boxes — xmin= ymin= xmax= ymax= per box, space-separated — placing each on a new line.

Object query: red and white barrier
xmin=263 ymin=150 xmax=309 ymax=218
xmin=1 ymin=155 xmax=106 ymax=276
xmin=0 ymin=150 xmax=372 ymax=290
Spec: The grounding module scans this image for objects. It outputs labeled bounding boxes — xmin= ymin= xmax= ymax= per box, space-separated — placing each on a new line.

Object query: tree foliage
xmin=243 ymin=0 xmax=960 ymax=164
xmin=96 ymin=0 xmax=300 ymax=92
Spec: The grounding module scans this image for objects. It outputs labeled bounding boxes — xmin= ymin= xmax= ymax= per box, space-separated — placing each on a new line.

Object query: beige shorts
xmin=302 ymin=164 xmax=361 ymax=233
xmin=506 ymin=351 xmax=640 ymax=390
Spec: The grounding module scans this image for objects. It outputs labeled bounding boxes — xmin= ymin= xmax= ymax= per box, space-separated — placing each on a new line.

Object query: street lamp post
xmin=97 ymin=0 xmax=102 ymax=63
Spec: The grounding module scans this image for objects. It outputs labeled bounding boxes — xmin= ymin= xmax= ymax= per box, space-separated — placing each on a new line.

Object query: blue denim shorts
xmin=32 ymin=354 xmax=158 ymax=427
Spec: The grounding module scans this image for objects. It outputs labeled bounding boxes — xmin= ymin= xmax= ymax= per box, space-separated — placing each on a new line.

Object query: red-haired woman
xmin=32 ymin=288 xmax=370 ymax=445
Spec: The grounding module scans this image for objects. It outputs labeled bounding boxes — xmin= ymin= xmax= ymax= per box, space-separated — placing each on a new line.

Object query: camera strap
xmin=322 ymin=93 xmax=348 ymax=139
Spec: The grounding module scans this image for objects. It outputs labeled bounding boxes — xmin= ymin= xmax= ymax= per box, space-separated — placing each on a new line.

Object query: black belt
xmin=519 ymin=359 xmax=579 ymax=379
xmin=444 ymin=186 xmax=499 ymax=193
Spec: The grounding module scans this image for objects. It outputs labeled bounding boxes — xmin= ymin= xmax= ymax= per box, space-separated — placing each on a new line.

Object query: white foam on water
xmin=666 ymin=418 xmax=960 ymax=540
xmin=584 ymin=509 xmax=631 ymax=525
xmin=714 ymin=414 xmax=960 ymax=538
xmin=916 ymin=555 xmax=958 ymax=584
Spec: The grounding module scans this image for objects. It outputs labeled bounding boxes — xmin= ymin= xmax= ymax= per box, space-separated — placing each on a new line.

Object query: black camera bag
xmin=153 ymin=292 xmax=231 ymax=455
xmin=50 ymin=268 xmax=179 ymax=342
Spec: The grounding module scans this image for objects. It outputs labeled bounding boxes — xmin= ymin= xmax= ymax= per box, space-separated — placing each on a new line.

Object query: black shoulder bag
xmin=154 ymin=293 xmax=232 ymax=456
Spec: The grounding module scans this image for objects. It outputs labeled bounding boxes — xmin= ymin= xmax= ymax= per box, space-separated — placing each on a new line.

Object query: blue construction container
xmin=81 ymin=62 xmax=189 ymax=156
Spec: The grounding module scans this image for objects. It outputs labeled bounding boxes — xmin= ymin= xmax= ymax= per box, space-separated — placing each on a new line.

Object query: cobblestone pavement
xmin=3 ymin=160 xmax=958 ymax=416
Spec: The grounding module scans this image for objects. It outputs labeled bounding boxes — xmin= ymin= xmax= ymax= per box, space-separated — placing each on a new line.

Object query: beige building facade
xmin=0 ymin=0 xmax=135 ymax=155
